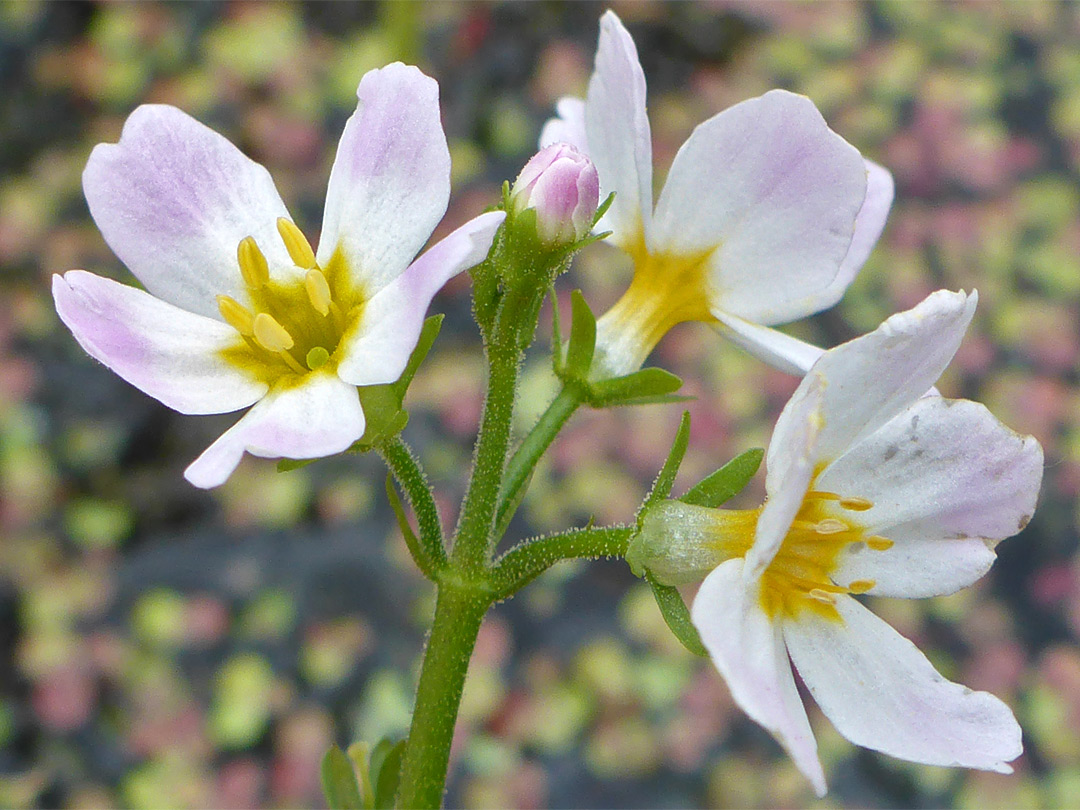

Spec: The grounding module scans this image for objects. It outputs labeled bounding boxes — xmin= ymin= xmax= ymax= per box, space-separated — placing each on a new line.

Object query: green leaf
xmin=346 ymin=743 xmax=375 ymax=808
xmin=370 ymin=738 xmax=406 ymax=809
xmin=640 ymin=411 xmax=690 ymax=517
xmin=321 ymin=745 xmax=364 ymax=810
xmin=392 ymin=314 xmax=443 ymax=400
xmin=587 ymin=367 xmax=683 ymax=407
xmin=277 ymin=457 xmax=316 ymax=472
xmin=647 ymin=575 xmax=707 ymax=657
xmin=550 ymin=286 xmax=564 ymax=372
xmin=563 ymin=289 xmax=597 ymax=377
xmin=679 ymin=447 xmax=764 ymax=508
xmin=384 ymin=474 xmax=442 ymax=579
xmin=592 ymin=192 xmax=615 ymax=226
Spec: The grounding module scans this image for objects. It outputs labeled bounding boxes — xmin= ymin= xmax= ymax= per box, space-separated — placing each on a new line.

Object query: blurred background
xmin=2 ymin=2 xmax=1079 ymax=807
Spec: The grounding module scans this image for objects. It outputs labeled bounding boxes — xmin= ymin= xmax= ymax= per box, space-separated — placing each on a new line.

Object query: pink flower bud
xmin=511 ymin=143 xmax=600 ymax=244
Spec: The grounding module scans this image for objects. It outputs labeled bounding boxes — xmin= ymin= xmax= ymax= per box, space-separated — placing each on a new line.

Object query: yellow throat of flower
xmin=217 ymin=219 xmax=365 ymax=388
xmin=721 ymin=478 xmax=893 ymax=622
xmin=595 ymin=232 xmax=715 ymax=373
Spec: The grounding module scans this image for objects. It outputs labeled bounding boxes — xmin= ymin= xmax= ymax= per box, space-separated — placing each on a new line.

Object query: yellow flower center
xmin=594 ymin=231 xmax=715 ymax=374
xmin=720 ymin=480 xmax=893 ymax=622
xmin=216 ymin=219 xmax=365 ymax=388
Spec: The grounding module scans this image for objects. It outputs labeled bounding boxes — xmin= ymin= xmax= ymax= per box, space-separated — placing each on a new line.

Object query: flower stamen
xmin=217 ymin=295 xmax=255 ymax=336
xmin=237 ymin=236 xmax=269 ymax=289
xmin=305 ymin=268 xmax=333 ymax=316
xmin=277 ymin=217 xmax=317 ymax=269
xmin=252 ymin=312 xmax=307 ymax=375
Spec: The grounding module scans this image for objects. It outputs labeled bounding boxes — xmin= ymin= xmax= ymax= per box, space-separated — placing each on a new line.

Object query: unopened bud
xmin=510 ymin=143 xmax=599 ymax=245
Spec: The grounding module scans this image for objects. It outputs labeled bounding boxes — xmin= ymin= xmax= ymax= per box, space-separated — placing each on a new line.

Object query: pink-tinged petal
xmin=820 ymin=396 xmax=1043 ymax=597
xmin=83 ymin=105 xmax=295 ymax=319
xmin=317 ymin=63 xmax=450 ymax=293
xmin=711 ymin=310 xmax=825 ymax=376
xmin=336 ymin=211 xmax=505 ymax=387
xmin=785 ymin=596 xmax=1022 ymax=773
xmin=584 ymin=10 xmax=653 ymax=248
xmin=808 ymin=290 xmax=976 ymax=462
xmin=539 ymin=96 xmax=588 ymax=153
xmin=693 ymin=559 xmax=827 ymax=797
xmin=53 ymin=271 xmax=266 ymax=415
xmin=183 ymin=372 xmax=365 ymax=489
xmin=748 ymin=373 xmax=825 ymax=576
xmin=650 ymin=90 xmax=867 ymax=325
xmin=815 ymin=160 xmax=895 ymax=310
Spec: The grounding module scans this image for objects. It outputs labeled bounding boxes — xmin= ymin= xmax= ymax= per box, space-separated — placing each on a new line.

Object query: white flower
xmin=541 ymin=10 xmax=894 ymax=377
xmin=688 ymin=290 xmax=1043 ymax=795
xmin=53 ymin=63 xmax=504 ymax=488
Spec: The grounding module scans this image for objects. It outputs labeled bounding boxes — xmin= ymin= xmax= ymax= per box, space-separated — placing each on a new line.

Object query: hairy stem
xmin=394 ymin=586 xmax=490 ymax=808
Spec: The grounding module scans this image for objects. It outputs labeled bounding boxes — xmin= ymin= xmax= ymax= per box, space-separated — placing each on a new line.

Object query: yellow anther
xmin=808 ymin=589 xmax=837 ymax=605
xmin=814 ymin=519 xmax=848 ymax=535
xmin=305 ymin=269 xmax=332 ymax=316
xmin=217 ymin=295 xmax=255 ymax=336
xmin=847 ymin=580 xmax=875 ymax=594
xmin=252 ymin=313 xmax=295 ymax=353
xmin=866 ymin=536 xmax=894 ymax=551
xmin=237 ymin=236 xmax=270 ymax=289
xmin=839 ymin=496 xmax=873 ymax=511
xmin=277 ymin=217 xmax=316 ymax=269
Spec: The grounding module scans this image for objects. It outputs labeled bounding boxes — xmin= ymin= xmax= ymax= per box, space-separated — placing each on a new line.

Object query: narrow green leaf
xmin=641 ymin=411 xmax=690 ymax=515
xmin=320 ymin=745 xmax=364 ymax=810
xmin=592 ymin=192 xmax=615 ymax=226
xmin=564 ymin=290 xmax=597 ymax=377
xmin=392 ymin=314 xmax=443 ymax=399
xmin=385 ymin=475 xmax=439 ymax=579
xmin=277 ymin=457 xmax=315 ymax=472
xmin=371 ymin=738 xmax=406 ymax=809
xmin=588 ymin=367 xmax=683 ymax=407
xmin=648 ymin=575 xmax=707 ymax=657
xmin=550 ymin=286 xmax=564 ymax=372
xmin=346 ymin=742 xmax=375 ymax=809
xmin=680 ymin=447 xmax=764 ymax=508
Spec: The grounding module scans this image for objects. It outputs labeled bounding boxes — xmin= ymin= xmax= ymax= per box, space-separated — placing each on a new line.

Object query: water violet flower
xmin=541 ymin=10 xmax=894 ymax=377
xmin=53 ymin=63 xmax=504 ymax=488
xmin=683 ymin=290 xmax=1042 ymax=794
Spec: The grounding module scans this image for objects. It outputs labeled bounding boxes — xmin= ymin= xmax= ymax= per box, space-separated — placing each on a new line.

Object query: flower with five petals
xmin=541 ymin=10 xmax=894 ymax=378
xmin=678 ymin=290 xmax=1042 ymax=794
xmin=53 ymin=63 xmax=504 ymax=488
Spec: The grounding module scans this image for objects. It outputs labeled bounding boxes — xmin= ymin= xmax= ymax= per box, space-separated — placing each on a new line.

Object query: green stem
xmin=494 ymin=383 xmax=584 ymax=538
xmin=379 ymin=436 xmax=446 ymax=575
xmin=394 ymin=585 xmax=490 ymax=809
xmin=490 ymin=525 xmax=634 ymax=600
xmin=450 ymin=342 xmax=522 ymax=573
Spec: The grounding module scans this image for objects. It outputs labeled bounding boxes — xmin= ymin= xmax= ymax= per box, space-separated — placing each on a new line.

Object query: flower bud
xmin=626 ymin=501 xmax=757 ymax=585
xmin=510 ymin=143 xmax=599 ymax=245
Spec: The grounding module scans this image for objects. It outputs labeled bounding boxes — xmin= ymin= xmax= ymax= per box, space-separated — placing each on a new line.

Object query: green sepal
xmin=637 ymin=411 xmax=691 ymax=526
xmin=348 ymin=315 xmax=443 ymax=452
xmin=647 ymin=573 xmax=707 ymax=657
xmin=560 ymin=289 xmax=597 ymax=378
xmin=321 ymin=745 xmax=364 ymax=810
xmin=392 ymin=314 xmax=443 ymax=401
xmin=679 ymin=447 xmax=764 ymax=508
xmin=370 ymin=738 xmax=406 ymax=809
xmin=586 ymin=366 xmax=684 ymax=408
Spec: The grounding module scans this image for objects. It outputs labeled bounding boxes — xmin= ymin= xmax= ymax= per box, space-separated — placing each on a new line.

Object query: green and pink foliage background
xmin=1 ymin=2 xmax=1078 ymax=807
